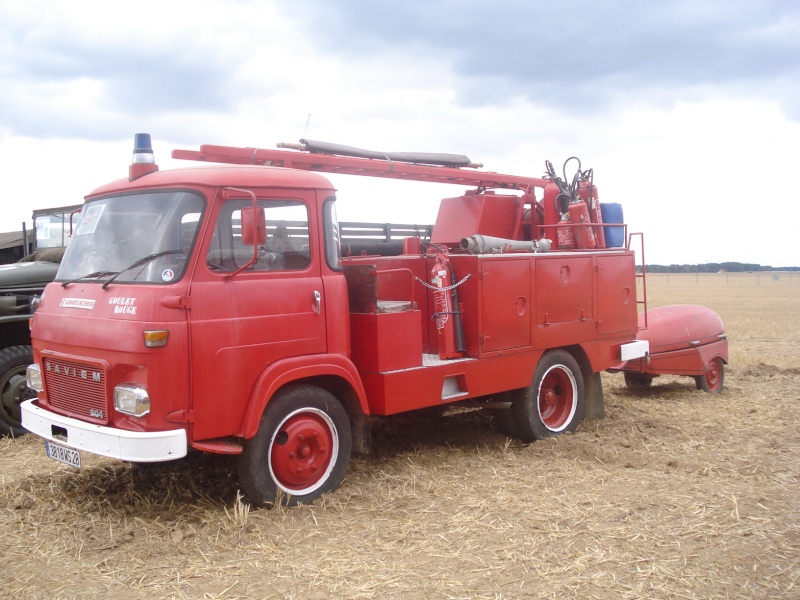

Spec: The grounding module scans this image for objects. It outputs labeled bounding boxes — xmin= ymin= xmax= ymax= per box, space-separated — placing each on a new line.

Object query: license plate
xmin=45 ymin=441 xmax=81 ymax=468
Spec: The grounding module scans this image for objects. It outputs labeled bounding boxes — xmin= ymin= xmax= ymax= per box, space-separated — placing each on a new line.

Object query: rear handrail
xmin=627 ymin=232 xmax=647 ymax=329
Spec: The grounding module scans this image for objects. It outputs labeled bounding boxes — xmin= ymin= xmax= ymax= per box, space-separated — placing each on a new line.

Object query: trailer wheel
xmin=624 ymin=372 xmax=654 ymax=390
xmin=513 ymin=350 xmax=584 ymax=443
xmin=0 ymin=345 xmax=35 ymax=438
xmin=695 ymin=357 xmax=724 ymax=394
xmin=237 ymin=384 xmax=351 ymax=508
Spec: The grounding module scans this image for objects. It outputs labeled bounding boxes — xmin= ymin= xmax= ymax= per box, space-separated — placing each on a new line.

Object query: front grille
xmin=42 ymin=356 xmax=109 ymax=424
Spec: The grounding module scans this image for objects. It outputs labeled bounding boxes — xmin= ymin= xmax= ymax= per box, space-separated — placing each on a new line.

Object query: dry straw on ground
xmin=1 ymin=272 xmax=798 ymax=599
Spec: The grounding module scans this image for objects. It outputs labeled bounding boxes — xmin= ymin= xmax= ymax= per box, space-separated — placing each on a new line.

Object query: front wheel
xmin=0 ymin=345 xmax=36 ymax=438
xmin=513 ymin=350 xmax=585 ymax=443
xmin=237 ymin=384 xmax=351 ymax=508
xmin=695 ymin=357 xmax=725 ymax=394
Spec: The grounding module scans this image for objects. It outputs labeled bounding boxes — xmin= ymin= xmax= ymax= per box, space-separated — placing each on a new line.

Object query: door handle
xmin=313 ymin=290 xmax=321 ymax=315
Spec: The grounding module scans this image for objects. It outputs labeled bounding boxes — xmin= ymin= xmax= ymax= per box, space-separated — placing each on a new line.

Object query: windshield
xmin=57 ymin=191 xmax=204 ymax=285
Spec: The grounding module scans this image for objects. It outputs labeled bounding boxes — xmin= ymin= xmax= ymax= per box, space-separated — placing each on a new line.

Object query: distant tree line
xmin=643 ymin=262 xmax=799 ymax=273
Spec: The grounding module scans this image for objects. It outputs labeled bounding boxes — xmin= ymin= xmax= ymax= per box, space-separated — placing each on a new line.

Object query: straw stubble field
xmin=1 ymin=272 xmax=798 ymax=599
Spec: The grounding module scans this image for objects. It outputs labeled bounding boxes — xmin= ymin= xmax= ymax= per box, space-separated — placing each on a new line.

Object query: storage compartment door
xmin=595 ymin=255 xmax=637 ymax=335
xmin=480 ymin=258 xmax=531 ymax=354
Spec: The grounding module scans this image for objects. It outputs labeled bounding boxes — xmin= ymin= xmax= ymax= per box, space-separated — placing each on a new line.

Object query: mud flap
xmin=349 ymin=410 xmax=372 ymax=455
xmin=583 ymin=371 xmax=604 ymax=419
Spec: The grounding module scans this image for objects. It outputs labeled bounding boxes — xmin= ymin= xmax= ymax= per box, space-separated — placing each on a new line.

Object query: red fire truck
xmin=22 ymin=134 xmax=655 ymax=507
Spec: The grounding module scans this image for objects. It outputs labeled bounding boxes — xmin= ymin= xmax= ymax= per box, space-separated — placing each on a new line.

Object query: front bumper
xmin=21 ymin=400 xmax=187 ymax=463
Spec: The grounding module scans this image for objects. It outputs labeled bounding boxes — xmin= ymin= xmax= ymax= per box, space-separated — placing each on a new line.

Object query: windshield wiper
xmin=101 ymin=250 xmax=183 ymax=289
xmin=61 ymin=271 xmax=119 ymax=288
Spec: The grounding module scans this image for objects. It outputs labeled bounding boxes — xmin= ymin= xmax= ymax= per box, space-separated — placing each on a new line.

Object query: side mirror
xmin=241 ymin=206 xmax=267 ymax=246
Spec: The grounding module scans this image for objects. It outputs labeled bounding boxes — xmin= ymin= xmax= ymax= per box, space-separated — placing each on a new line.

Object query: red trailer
xmin=614 ymin=304 xmax=728 ymax=393
xmin=22 ymin=134 xmax=678 ymax=507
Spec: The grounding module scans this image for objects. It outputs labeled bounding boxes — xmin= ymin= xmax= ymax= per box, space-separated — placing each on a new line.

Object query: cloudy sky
xmin=1 ymin=0 xmax=798 ymax=266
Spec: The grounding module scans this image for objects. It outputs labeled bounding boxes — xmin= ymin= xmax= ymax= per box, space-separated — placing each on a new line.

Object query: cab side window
xmin=207 ymin=199 xmax=310 ymax=272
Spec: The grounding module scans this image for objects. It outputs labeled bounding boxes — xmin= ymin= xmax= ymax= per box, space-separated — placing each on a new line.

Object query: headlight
xmin=114 ymin=383 xmax=151 ymax=417
xmin=26 ymin=364 xmax=43 ymax=392
xmin=30 ymin=295 xmax=42 ymax=313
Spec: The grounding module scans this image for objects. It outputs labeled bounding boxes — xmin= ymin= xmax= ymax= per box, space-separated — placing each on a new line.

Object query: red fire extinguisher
xmin=568 ymin=200 xmax=597 ymax=249
xmin=591 ymin=199 xmax=606 ymax=249
xmin=429 ymin=249 xmax=465 ymax=359
xmin=576 ymin=175 xmax=605 ymax=249
xmin=557 ymin=213 xmax=576 ymax=250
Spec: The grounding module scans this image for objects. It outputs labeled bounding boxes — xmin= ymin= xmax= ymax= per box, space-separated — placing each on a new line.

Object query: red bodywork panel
xmin=619 ymin=305 xmax=728 ymax=377
xmin=344 ymin=250 xmax=638 ymax=415
xmin=32 ymin=281 xmax=194 ymax=433
xmin=432 ymin=193 xmax=523 ymax=246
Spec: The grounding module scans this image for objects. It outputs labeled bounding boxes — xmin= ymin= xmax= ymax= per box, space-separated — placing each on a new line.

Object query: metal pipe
xmin=459 ymin=234 xmax=551 ymax=254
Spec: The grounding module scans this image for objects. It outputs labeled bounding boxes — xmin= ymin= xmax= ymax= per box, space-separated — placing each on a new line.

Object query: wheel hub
xmin=270 ymin=412 xmax=334 ymax=492
xmin=538 ymin=367 xmax=577 ymax=431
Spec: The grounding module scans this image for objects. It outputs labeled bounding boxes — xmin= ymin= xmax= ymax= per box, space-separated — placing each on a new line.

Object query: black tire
xmin=695 ymin=357 xmax=725 ymax=394
xmin=512 ymin=350 xmax=585 ymax=443
xmin=237 ymin=384 xmax=351 ymax=508
xmin=0 ymin=345 xmax=35 ymax=438
xmin=624 ymin=372 xmax=654 ymax=390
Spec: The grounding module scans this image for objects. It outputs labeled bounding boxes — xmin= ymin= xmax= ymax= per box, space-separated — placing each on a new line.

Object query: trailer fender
xmin=240 ymin=354 xmax=369 ymax=440
xmin=697 ymin=340 xmax=729 ymax=369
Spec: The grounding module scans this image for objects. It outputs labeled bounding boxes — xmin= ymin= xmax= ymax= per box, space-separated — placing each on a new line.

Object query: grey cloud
xmin=282 ymin=0 xmax=800 ymax=116
xmin=0 ymin=26 xmax=236 ymax=139
xmin=3 ymin=0 xmax=797 ymax=142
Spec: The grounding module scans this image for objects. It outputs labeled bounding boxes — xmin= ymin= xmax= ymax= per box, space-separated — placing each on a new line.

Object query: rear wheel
xmin=513 ymin=350 xmax=584 ymax=443
xmin=695 ymin=357 xmax=724 ymax=394
xmin=0 ymin=345 xmax=35 ymax=438
xmin=237 ymin=384 xmax=351 ymax=508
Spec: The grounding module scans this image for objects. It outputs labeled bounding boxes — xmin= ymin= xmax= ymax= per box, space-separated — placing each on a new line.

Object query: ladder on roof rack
xmin=171 ymin=142 xmax=550 ymax=191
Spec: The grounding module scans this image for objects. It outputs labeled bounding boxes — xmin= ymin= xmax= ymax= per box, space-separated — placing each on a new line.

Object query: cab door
xmin=188 ymin=192 xmax=326 ymax=440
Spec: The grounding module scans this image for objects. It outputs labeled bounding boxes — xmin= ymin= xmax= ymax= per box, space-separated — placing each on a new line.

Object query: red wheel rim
xmin=269 ymin=408 xmax=338 ymax=495
xmin=537 ymin=365 xmax=578 ymax=432
xmin=705 ymin=358 xmax=723 ymax=393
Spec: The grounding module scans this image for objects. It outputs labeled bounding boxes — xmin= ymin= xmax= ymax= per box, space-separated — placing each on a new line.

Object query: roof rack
xmin=172 ymin=141 xmax=549 ymax=191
